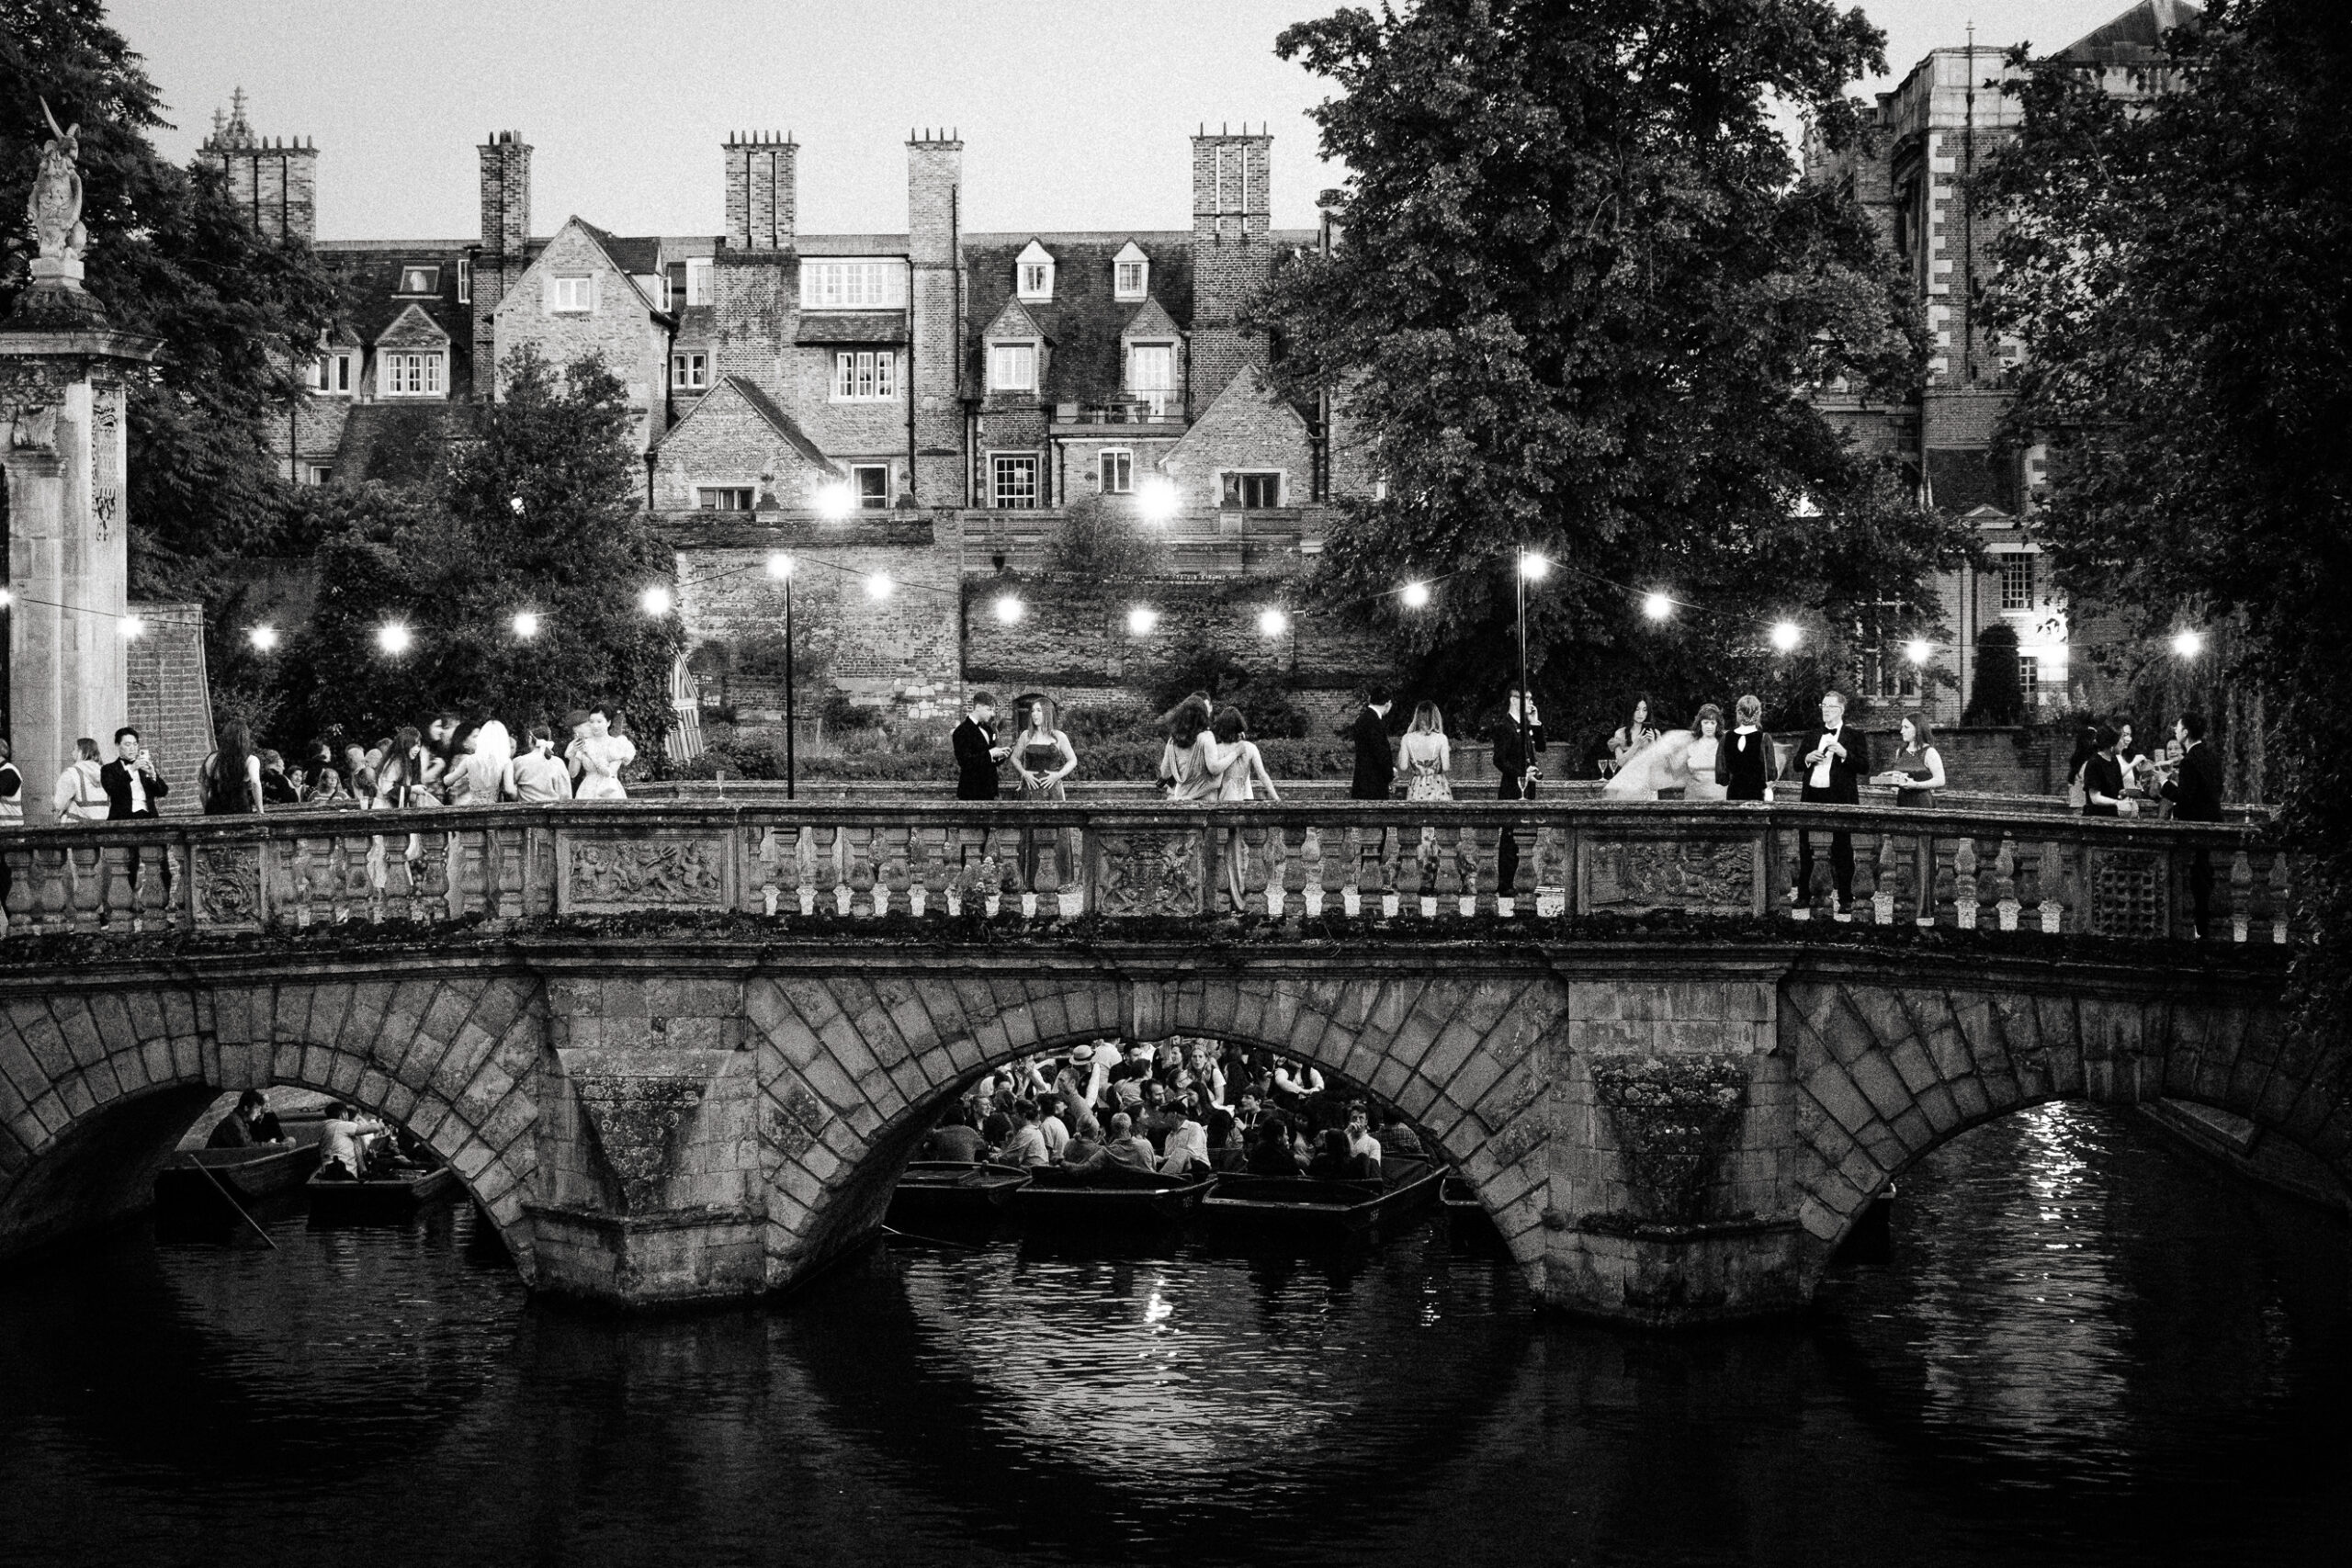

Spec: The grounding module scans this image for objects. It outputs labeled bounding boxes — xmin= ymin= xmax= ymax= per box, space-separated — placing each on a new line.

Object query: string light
xmin=508 ymin=496 xmax=526 ymax=516
xmin=376 ymin=622 xmax=413 ymax=656
xmin=1258 ymin=607 xmax=1290 ymax=638
xmin=247 ymin=624 xmax=279 ymax=652
xmin=1641 ymin=591 xmax=1673 ymax=622
xmin=816 ymin=481 xmax=855 ymax=521
xmin=766 ymin=552 xmax=794 ymax=581
xmin=1904 ymin=637 xmax=1933 ymax=665
xmin=120 ymin=615 xmax=145 ymax=640
xmin=1400 ymin=581 xmax=1430 ymax=610
xmin=992 ymin=592 xmax=1023 ymax=624
xmin=2171 ymin=628 xmax=2205 ymax=659
xmin=639 ymin=585 xmax=674 ymax=616
xmin=1770 ymin=620 xmax=1803 ymax=653
xmin=1517 ymin=551 xmax=1551 ymax=581
xmin=1137 ymin=477 xmax=1179 ymax=524
xmin=0 ymin=590 xmax=13 ymax=608
xmin=864 ymin=571 xmax=895 ymax=601
xmin=512 ymin=611 xmax=540 ymax=639
xmin=1127 ymin=605 xmax=1159 ymax=637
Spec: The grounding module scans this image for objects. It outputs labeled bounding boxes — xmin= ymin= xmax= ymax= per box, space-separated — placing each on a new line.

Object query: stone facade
xmin=492 ymin=220 xmax=671 ymax=451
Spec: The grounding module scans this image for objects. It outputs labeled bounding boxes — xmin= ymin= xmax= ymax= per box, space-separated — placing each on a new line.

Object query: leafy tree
xmin=1 ymin=0 xmax=339 ymax=595
xmin=1046 ymin=492 xmax=1171 ymax=579
xmin=275 ymin=349 xmax=683 ymax=746
xmin=1260 ymin=0 xmax=1972 ymax=726
xmin=1976 ymin=0 xmax=2350 ymax=1021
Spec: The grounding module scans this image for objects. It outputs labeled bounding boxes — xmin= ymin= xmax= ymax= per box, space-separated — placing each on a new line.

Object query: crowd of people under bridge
xmin=922 ymin=1038 xmax=1426 ymax=1182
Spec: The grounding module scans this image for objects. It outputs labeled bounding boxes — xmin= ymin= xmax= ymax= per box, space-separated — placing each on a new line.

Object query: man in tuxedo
xmin=1348 ymin=685 xmax=1396 ymax=800
xmin=1491 ymin=686 xmax=1545 ymax=901
xmin=951 ymin=691 xmax=1008 ymax=801
xmin=1792 ymin=690 xmax=1868 ymax=914
xmin=100 ymin=726 xmax=172 ymax=898
xmin=2159 ymin=712 xmax=2224 ymax=937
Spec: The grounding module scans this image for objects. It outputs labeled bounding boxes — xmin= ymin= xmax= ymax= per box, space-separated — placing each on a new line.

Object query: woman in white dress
xmin=1397 ymin=701 xmax=1453 ymax=801
xmin=1684 ymin=704 xmax=1729 ymax=802
xmin=1606 ymin=697 xmax=1662 ymax=777
xmin=569 ymin=706 xmax=634 ymax=801
xmin=446 ymin=719 xmax=517 ymax=806
xmin=1206 ymin=705 xmax=1278 ymax=910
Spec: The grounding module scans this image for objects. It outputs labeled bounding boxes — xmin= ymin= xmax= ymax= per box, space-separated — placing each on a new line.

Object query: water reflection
xmin=0 ymin=1105 xmax=2346 ymax=1568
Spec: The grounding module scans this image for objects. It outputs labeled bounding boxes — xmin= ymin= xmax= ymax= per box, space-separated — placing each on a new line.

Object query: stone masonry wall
xmin=124 ymin=600 xmax=211 ymax=815
xmin=1163 ymin=366 xmax=1316 ymax=513
xmin=494 ymin=224 xmax=667 ymax=450
xmin=962 ymin=578 xmax=1388 ymax=691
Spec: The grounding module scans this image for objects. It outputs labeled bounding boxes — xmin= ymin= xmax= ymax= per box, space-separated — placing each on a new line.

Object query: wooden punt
xmin=888 ymin=1161 xmax=1033 ymax=1224
xmin=1201 ymin=1157 xmax=1445 ymax=1237
xmin=305 ymin=1160 xmax=459 ymax=1223
xmin=1001 ymin=1163 xmax=1217 ymax=1225
xmin=156 ymin=1142 xmax=322 ymax=1213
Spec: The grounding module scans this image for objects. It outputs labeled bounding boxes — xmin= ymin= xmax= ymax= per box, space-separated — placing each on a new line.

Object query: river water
xmin=1 ymin=1103 xmax=2346 ymax=1568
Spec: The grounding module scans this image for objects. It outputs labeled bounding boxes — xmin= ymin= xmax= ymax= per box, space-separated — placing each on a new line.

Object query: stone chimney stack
xmin=1188 ymin=125 xmax=1273 ymax=416
xmin=475 ymin=130 xmax=532 ymax=396
xmin=906 ymin=130 xmax=965 ymax=504
xmin=199 ymin=88 xmax=318 ymax=244
xmin=724 ymin=132 xmax=797 ymax=251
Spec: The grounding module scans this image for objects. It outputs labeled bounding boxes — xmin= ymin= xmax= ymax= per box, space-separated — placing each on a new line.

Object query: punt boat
xmin=305 ymin=1158 xmax=459 ymax=1223
xmin=1201 ymin=1157 xmax=1445 ymax=1237
xmin=1001 ymin=1163 xmax=1217 ymax=1225
xmin=155 ymin=1141 xmax=322 ymax=1214
xmin=888 ymin=1161 xmax=1033 ymax=1224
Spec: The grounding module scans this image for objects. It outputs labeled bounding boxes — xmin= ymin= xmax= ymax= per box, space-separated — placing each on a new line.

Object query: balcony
xmin=1055 ymin=398 xmax=1183 ymax=429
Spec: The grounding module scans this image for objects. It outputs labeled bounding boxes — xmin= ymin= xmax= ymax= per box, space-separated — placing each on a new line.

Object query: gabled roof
xmin=1120 ymin=297 xmax=1182 ymax=342
xmin=1113 ymin=239 xmax=1149 ymax=265
xmin=980 ymin=296 xmax=1048 ymax=344
xmin=375 ymin=301 xmax=449 ymax=349
xmin=1016 ymin=238 xmax=1056 ymax=266
xmin=655 ymin=374 xmax=831 ymax=468
xmin=514 ymin=217 xmax=661 ymax=315
xmin=2058 ymin=0 xmax=2201 ymax=63
xmin=313 ymin=241 xmax=475 ymax=391
xmin=963 ymin=235 xmax=1195 ymax=405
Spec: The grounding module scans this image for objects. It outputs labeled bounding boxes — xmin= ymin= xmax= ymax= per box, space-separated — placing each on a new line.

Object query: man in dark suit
xmin=1491 ymin=686 xmax=1545 ymax=902
xmin=99 ymin=726 xmax=167 ymax=818
xmin=1792 ymin=690 xmax=1868 ymax=914
xmin=2159 ymin=712 xmax=2224 ymax=937
xmin=951 ymin=691 xmax=1008 ymax=801
xmin=1347 ymin=686 xmax=1396 ymax=800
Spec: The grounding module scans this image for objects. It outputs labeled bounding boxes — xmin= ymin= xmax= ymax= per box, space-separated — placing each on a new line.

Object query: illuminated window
xmin=1998 ymin=553 xmax=2035 ymax=611
xmin=397 ymin=265 xmax=440 ymax=295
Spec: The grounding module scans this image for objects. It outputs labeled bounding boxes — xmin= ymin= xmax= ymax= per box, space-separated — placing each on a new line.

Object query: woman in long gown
xmin=1011 ymin=693 xmax=1079 ymax=889
xmin=570 ymin=707 xmax=634 ymax=801
xmin=1204 ymin=706 xmax=1278 ymax=911
xmin=1397 ymin=701 xmax=1453 ymax=801
xmin=1685 ymin=704 xmax=1730 ymax=802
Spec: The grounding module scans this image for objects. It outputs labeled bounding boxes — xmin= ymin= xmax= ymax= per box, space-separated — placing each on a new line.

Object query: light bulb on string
xmin=1904 ymin=637 xmax=1933 ymax=666
xmin=639 ymin=585 xmax=674 ymax=616
xmin=816 ymin=481 xmax=855 ymax=521
xmin=865 ymin=571 xmax=895 ymax=601
xmin=1517 ymin=551 xmax=1551 ymax=581
xmin=248 ymin=624 xmax=280 ymax=652
xmin=1258 ymin=607 xmax=1290 ymax=638
xmin=377 ymin=622 xmax=413 ymax=657
xmin=1642 ymin=591 xmax=1674 ymax=623
xmin=1127 ymin=605 xmax=1159 ymax=637
xmin=1770 ymin=620 xmax=1803 ymax=653
xmin=120 ymin=615 xmax=146 ymax=641
xmin=2171 ymin=628 xmax=2205 ymax=659
xmin=512 ymin=611 xmax=541 ymax=640
xmin=1136 ymin=478 xmax=1179 ymax=525
xmin=992 ymin=592 xmax=1023 ymax=624
xmin=1400 ymin=581 xmax=1430 ymax=610
xmin=766 ymin=552 xmax=795 ymax=581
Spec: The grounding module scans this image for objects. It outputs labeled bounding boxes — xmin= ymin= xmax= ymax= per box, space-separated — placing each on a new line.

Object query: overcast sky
xmin=111 ymin=0 xmax=2147 ymax=242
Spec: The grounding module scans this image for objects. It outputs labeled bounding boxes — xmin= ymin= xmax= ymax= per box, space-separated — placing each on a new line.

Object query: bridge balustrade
xmin=0 ymin=801 xmax=2296 ymax=945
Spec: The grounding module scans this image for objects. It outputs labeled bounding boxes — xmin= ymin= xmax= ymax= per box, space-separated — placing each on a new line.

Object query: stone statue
xmin=29 ymin=98 xmax=87 ymax=265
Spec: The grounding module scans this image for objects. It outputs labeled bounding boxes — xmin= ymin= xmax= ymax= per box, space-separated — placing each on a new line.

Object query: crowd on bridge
xmin=924 ymin=1036 xmax=1424 ymax=1183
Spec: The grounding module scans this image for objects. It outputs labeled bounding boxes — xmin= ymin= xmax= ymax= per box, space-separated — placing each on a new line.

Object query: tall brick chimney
xmin=906 ymin=130 xmax=965 ymax=505
xmin=1189 ymin=125 xmax=1272 ymax=417
xmin=724 ymin=132 xmax=797 ymax=251
xmin=475 ymin=130 xmax=532 ymax=396
xmin=199 ymin=88 xmax=318 ymax=244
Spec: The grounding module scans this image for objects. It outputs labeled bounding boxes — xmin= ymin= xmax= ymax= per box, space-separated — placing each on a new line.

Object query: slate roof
xmin=313 ymin=242 xmax=476 ymax=393
xmin=2058 ymin=0 xmax=2202 ymax=62
xmin=794 ymin=310 xmax=909 ymax=345
xmin=961 ymin=234 xmax=1195 ymax=406
xmin=579 ymin=221 xmax=664 ymax=277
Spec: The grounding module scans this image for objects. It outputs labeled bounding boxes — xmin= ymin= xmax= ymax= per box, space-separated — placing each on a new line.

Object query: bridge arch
xmin=0 ymin=976 xmax=545 ymax=1270
xmin=742 ymin=968 xmax=1570 ymax=1288
xmin=1782 ymin=971 xmax=2352 ymax=1267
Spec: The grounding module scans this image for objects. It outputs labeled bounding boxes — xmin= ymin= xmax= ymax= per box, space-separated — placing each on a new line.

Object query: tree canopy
xmin=1261 ymin=0 xmax=1972 ymax=742
xmin=1978 ymin=0 xmax=2352 ymax=1021
xmin=2 ymin=0 xmax=340 ymax=592
xmin=273 ymin=349 xmax=684 ymax=748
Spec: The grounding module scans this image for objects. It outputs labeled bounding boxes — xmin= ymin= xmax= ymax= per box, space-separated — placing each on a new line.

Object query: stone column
xmin=0 ymin=269 xmax=160 ymax=784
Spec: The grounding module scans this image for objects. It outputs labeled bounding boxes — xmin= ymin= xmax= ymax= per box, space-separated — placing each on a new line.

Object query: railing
xmin=0 ymin=801 xmax=2295 ymax=947
xmin=1059 ymin=399 xmax=1181 ymax=425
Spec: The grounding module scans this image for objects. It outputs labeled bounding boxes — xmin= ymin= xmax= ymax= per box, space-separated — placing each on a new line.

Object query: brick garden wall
xmin=962 ymin=576 xmax=1388 ymax=693
xmin=124 ymin=600 xmax=212 ymax=815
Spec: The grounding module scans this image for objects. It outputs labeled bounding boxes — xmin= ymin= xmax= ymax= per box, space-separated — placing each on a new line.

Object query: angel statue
xmin=29 ymin=98 xmax=87 ymax=264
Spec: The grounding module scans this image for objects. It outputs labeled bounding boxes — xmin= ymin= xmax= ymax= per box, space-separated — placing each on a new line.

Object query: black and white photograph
xmin=0 ymin=0 xmax=2346 ymax=1562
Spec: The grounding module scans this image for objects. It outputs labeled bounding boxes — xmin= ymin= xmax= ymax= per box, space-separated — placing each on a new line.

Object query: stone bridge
xmin=0 ymin=801 xmax=2320 ymax=1325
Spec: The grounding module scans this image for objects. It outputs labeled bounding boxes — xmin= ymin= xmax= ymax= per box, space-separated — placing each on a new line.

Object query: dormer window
xmin=1015 ymin=240 xmax=1055 ymax=302
xmin=1113 ymin=241 xmax=1149 ymax=301
xmin=989 ymin=341 xmax=1036 ymax=392
xmin=308 ymin=350 xmax=355 ymax=395
xmin=397 ymin=265 xmax=440 ymax=295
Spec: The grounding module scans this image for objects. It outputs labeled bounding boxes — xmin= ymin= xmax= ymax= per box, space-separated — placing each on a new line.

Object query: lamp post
xmin=768 ymin=552 xmax=796 ymax=799
xmin=1515 ymin=549 xmax=1548 ymax=791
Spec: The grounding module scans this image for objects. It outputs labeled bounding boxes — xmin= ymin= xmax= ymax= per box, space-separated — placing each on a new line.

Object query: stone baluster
xmin=996 ymin=825 xmax=1026 ymax=917
xmin=422 ymin=831 xmax=457 ymax=922
xmin=36 ymin=844 xmax=69 ymax=933
xmin=2230 ymin=848 xmax=2253 ymax=943
xmin=1849 ymin=837 xmax=1876 ymax=926
xmin=2267 ymin=850 xmax=2292 ymax=944
xmin=1262 ymin=823 xmax=1291 ymax=919
xmin=1871 ymin=833 xmax=1898 ymax=926
xmin=2032 ymin=839 xmax=2061 ymax=932
xmin=841 ymin=827 xmax=873 ymax=916
xmin=1453 ymin=825 xmax=1482 ymax=918
xmin=1397 ymin=822 xmax=1428 ymax=918
xmin=889 ymin=824 xmax=920 ymax=917
xmin=1994 ymin=835 xmax=2020 ymax=931
xmin=741 ymin=826 xmax=775 ymax=916
xmin=67 ymin=841 xmax=103 ymax=931
xmin=99 ymin=841 xmax=135 ymax=931
xmin=287 ymin=837 xmax=316 ymax=929
xmin=1340 ymin=826 xmax=1369 ymax=917
xmin=1377 ymin=827 xmax=1403 ymax=919
xmin=902 ymin=825 xmax=933 ymax=918
xmin=791 ymin=826 xmax=817 ymax=915
xmin=1298 ymin=824 xmax=1327 ymax=919
xmin=339 ymin=829 xmax=375 ymax=923
xmin=381 ymin=839 xmax=413 ymax=921
xmin=1532 ymin=824 xmax=1568 ymax=918
xmin=0 ymin=846 xmax=23 ymax=938
xmin=306 ymin=833 xmax=343 ymax=928
xmin=1952 ymin=836 xmax=1979 ymax=930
